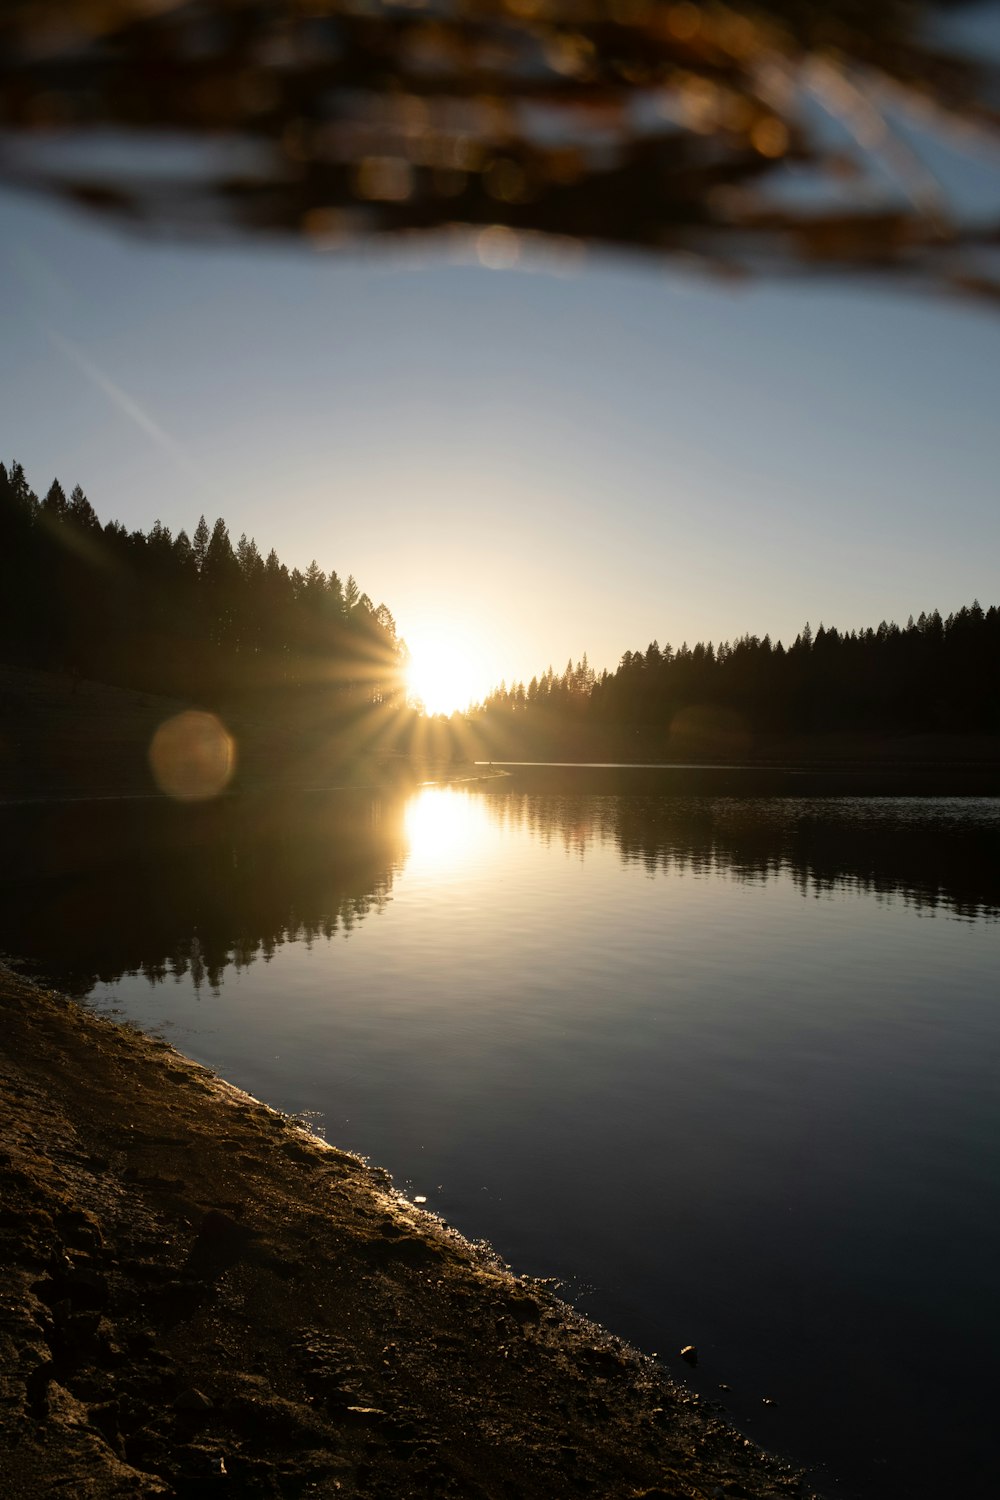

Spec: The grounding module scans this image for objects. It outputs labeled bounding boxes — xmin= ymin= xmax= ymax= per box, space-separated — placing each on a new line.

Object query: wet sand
xmin=0 ymin=965 xmax=812 ymax=1498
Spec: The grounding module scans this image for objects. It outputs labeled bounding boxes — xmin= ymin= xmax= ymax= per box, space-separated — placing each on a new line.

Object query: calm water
xmin=4 ymin=776 xmax=1000 ymax=1498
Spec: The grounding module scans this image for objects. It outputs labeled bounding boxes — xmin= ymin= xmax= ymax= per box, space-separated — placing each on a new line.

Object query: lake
xmin=4 ymin=772 xmax=999 ymax=1498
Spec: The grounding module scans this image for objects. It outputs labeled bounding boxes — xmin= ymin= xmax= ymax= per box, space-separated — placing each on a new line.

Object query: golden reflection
xmin=148 ymin=711 xmax=235 ymax=801
xmin=404 ymin=787 xmax=489 ymax=875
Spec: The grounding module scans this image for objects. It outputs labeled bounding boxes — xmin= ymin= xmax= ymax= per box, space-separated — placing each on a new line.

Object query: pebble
xmin=680 ymin=1345 xmax=698 ymax=1366
xmin=175 ymin=1388 xmax=213 ymax=1411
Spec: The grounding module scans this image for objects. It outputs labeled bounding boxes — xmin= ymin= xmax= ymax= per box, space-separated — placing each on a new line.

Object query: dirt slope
xmin=0 ymin=967 xmax=811 ymax=1499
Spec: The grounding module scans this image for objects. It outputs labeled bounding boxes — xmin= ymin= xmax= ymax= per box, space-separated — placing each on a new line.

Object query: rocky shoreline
xmin=1 ymin=966 xmax=812 ymax=1498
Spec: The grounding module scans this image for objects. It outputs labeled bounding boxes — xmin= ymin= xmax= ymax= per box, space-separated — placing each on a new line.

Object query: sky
xmin=2 ymin=139 xmax=999 ymax=709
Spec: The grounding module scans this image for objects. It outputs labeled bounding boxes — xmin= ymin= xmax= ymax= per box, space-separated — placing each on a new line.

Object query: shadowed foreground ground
xmin=0 ymin=967 xmax=811 ymax=1499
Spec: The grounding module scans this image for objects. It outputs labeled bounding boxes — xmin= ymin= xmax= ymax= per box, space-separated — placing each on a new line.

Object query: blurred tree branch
xmin=2 ymin=1 xmax=999 ymax=297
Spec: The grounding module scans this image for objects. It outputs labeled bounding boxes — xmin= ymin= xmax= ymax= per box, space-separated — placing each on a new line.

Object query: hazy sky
xmin=2 ymin=177 xmax=998 ymax=705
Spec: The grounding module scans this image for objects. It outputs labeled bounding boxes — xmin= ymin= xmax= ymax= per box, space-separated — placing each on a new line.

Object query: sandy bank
xmin=0 ymin=967 xmax=811 ymax=1498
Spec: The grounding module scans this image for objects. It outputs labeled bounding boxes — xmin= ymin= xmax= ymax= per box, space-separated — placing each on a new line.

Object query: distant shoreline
xmin=475 ymin=759 xmax=1000 ymax=797
xmin=3 ymin=662 xmax=998 ymax=801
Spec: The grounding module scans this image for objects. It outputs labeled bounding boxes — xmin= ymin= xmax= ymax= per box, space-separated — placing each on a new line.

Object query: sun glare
xmin=405 ymin=628 xmax=481 ymax=716
xmin=404 ymin=787 xmax=483 ymax=873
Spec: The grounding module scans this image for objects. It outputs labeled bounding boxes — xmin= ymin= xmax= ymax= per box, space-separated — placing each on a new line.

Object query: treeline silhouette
xmin=0 ymin=460 xmax=404 ymax=713
xmin=474 ymin=608 xmax=1000 ymax=755
xmin=6 ymin=456 xmax=999 ymax=774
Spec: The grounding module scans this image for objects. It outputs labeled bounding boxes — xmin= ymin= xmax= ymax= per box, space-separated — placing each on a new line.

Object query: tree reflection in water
xmin=2 ymin=781 xmax=997 ymax=998
xmin=1 ymin=791 xmax=408 ymax=995
xmin=485 ymin=780 xmax=1000 ymax=921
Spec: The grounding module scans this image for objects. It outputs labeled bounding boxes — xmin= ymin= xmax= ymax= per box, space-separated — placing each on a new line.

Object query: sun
xmin=405 ymin=627 xmax=481 ymax=716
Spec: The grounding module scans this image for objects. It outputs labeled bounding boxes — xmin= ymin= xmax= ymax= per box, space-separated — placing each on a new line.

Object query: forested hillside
xmin=0 ymin=461 xmax=404 ymax=713
xmin=474 ymin=607 xmax=1000 ymax=755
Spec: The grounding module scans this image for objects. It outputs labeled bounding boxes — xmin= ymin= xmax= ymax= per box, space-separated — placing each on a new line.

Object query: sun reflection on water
xmin=403 ymin=787 xmax=492 ymax=878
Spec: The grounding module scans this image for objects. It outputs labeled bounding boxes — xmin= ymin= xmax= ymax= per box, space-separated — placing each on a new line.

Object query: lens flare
xmin=149 ymin=711 xmax=235 ymax=800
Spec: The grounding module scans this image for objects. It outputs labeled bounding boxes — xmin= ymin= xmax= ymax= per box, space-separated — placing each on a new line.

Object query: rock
xmin=680 ymin=1346 xmax=698 ymax=1366
xmin=189 ymin=1209 xmax=252 ymax=1270
xmin=175 ymin=1387 xmax=214 ymax=1411
xmin=88 ymin=1400 xmax=122 ymax=1443
xmin=66 ymin=1266 xmax=110 ymax=1308
xmin=280 ymin=1139 xmax=315 ymax=1164
xmin=55 ymin=1207 xmax=104 ymax=1250
xmin=506 ymin=1295 xmax=541 ymax=1326
xmin=345 ymin=1405 xmax=387 ymax=1422
xmin=25 ymin=1358 xmax=54 ymax=1414
xmin=198 ymin=1209 xmax=243 ymax=1240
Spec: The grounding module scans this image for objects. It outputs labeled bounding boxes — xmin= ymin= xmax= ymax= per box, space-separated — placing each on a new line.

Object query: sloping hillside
xmin=0 ymin=666 xmax=191 ymax=799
